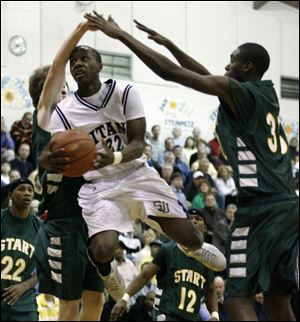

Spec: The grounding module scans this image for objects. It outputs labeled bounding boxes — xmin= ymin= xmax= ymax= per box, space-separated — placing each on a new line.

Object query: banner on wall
xmin=1 ymin=76 xmax=33 ymax=110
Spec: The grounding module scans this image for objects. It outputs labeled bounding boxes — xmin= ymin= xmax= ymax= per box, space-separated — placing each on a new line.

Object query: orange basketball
xmin=51 ymin=129 xmax=96 ymax=177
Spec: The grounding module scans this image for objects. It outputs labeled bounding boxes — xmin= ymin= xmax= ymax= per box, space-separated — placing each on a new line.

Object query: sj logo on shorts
xmin=153 ymin=201 xmax=170 ymax=214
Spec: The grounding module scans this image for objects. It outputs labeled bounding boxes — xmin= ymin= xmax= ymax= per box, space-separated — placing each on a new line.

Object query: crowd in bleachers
xmin=1 ymin=114 xmax=299 ymax=321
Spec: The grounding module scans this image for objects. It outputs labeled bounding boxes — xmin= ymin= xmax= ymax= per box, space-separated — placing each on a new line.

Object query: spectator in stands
xmin=146 ymin=125 xmax=164 ymax=162
xmin=214 ymin=276 xmax=228 ymax=321
xmin=191 ymin=143 xmax=218 ymax=179
xmin=160 ymin=163 xmax=174 ymax=184
xmin=289 ymin=136 xmax=299 ymax=160
xmin=183 ymin=170 xmax=204 ymax=203
xmin=10 ymin=112 xmax=35 ymax=168
xmin=198 ymin=158 xmax=217 ymax=186
xmin=291 ymin=157 xmax=299 ymax=192
xmin=32 ymin=173 xmax=43 ymax=202
xmin=209 ymin=132 xmax=226 ymax=168
xmin=215 ymin=165 xmax=237 ymax=207
xmin=192 ymin=178 xmax=213 ymax=209
xmin=10 ymin=112 xmax=32 ymax=149
xmin=30 ymin=199 xmax=40 ymax=217
xmin=139 ymin=239 xmax=163 ymax=272
xmin=213 ymin=204 xmax=237 ymax=255
xmin=36 ymin=293 xmax=59 ymax=322
xmin=192 ymin=126 xmax=207 ymax=146
xmin=173 ymin=145 xmax=190 ymax=183
xmin=10 ymin=143 xmax=33 ymax=178
xmin=144 ymin=144 xmax=160 ymax=173
xmin=170 ymin=172 xmax=188 ymax=210
xmin=135 ymin=229 xmax=157 ymax=267
xmin=1 ymin=116 xmax=15 ymax=162
xmin=127 ymin=291 xmax=155 ymax=321
xmin=201 ymin=193 xmax=225 ymax=243
xmin=114 ymin=242 xmax=139 ymax=288
xmin=1 ymin=169 xmax=21 ymax=209
xmin=172 ymin=126 xmax=184 ymax=147
xmin=157 ymin=137 xmax=175 ymax=167
xmin=1 ymin=161 xmax=11 ymax=187
xmin=182 ymin=136 xmax=197 ymax=167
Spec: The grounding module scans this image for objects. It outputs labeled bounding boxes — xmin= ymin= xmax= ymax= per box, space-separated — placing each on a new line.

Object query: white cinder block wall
xmin=1 ymin=1 xmax=299 ymax=140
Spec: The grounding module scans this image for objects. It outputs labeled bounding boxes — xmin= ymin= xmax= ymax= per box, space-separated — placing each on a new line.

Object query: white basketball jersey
xmin=49 ymin=79 xmax=147 ymax=180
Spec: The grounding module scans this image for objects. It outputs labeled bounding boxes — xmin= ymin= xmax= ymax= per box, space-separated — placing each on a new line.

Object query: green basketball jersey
xmin=152 ymin=242 xmax=214 ymax=321
xmin=216 ymin=79 xmax=296 ymax=203
xmin=1 ymin=208 xmax=41 ymax=312
xmin=32 ymin=111 xmax=85 ymax=220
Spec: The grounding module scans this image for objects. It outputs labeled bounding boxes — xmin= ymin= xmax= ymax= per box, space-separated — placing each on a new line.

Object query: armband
xmin=211 ymin=311 xmax=219 ymax=321
xmin=121 ymin=293 xmax=131 ymax=303
xmin=113 ymin=151 xmax=123 ymax=165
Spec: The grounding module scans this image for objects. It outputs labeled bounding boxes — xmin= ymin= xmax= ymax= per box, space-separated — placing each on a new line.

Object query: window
xmin=281 ymin=76 xmax=299 ymax=99
xmin=100 ymin=51 xmax=132 ymax=80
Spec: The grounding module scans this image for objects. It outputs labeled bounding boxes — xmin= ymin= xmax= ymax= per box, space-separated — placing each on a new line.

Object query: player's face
xmin=224 ymin=48 xmax=246 ymax=82
xmin=70 ymin=49 xmax=101 ymax=84
xmin=11 ymin=184 xmax=34 ymax=208
xmin=191 ymin=215 xmax=206 ymax=233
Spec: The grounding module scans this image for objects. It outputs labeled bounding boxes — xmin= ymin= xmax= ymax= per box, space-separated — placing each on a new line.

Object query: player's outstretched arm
xmin=84 ymin=12 xmax=233 ymax=107
xmin=37 ymin=21 xmax=98 ymax=130
xmin=110 ymin=263 xmax=160 ymax=321
xmin=134 ymin=19 xmax=211 ymax=76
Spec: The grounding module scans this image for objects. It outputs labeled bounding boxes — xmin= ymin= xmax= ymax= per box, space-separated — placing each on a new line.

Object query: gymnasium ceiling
xmin=253 ymin=1 xmax=299 ymax=10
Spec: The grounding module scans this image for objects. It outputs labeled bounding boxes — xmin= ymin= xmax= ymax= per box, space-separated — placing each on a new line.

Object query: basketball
xmin=51 ymin=129 xmax=96 ymax=177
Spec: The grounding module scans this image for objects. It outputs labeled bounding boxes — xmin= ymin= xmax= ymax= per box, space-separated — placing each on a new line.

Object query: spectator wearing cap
xmin=183 ymin=170 xmax=204 ymax=203
xmin=170 ymin=172 xmax=188 ymax=210
xmin=1 ymin=178 xmax=41 ymax=321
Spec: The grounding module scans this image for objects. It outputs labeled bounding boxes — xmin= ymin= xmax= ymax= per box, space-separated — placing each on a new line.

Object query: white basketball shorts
xmin=78 ymin=164 xmax=187 ymax=238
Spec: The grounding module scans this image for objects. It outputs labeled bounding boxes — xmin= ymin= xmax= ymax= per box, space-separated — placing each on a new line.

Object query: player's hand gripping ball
xmin=51 ymin=129 xmax=96 ymax=177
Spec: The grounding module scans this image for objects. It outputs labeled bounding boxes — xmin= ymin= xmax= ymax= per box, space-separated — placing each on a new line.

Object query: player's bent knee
xmin=90 ymin=233 xmax=119 ymax=263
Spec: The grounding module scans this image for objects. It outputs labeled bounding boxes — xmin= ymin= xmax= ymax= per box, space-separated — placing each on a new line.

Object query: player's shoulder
xmin=29 ymin=212 xmax=42 ymax=230
xmin=56 ymin=92 xmax=76 ymax=109
xmin=1 ymin=208 xmax=9 ymax=221
xmin=109 ymin=78 xmax=138 ymax=99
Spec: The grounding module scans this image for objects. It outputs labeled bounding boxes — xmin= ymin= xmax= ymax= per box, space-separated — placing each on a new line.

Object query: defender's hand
xmin=84 ymin=11 xmax=122 ymax=39
xmin=134 ymin=19 xmax=170 ymax=46
xmin=110 ymin=299 xmax=127 ymax=321
xmin=38 ymin=140 xmax=70 ymax=173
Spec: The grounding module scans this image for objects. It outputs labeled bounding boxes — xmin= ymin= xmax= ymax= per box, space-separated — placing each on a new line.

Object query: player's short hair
xmin=238 ymin=43 xmax=270 ymax=78
xmin=29 ymin=65 xmax=51 ymax=107
xmin=70 ymin=45 xmax=102 ymax=64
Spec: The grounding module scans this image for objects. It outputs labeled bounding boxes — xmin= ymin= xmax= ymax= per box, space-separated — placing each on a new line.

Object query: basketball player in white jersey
xmin=41 ymin=40 xmax=225 ymax=301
